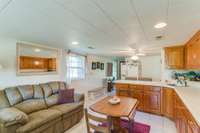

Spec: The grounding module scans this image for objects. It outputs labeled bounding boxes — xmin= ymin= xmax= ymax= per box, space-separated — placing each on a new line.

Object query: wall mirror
xmin=17 ymin=43 xmax=59 ymax=75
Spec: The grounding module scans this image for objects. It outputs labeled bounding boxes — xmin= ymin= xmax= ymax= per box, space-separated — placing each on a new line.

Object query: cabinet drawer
xmin=143 ymin=85 xmax=161 ymax=92
xmin=115 ymin=84 xmax=129 ymax=90
xmin=129 ymin=85 xmax=143 ymax=92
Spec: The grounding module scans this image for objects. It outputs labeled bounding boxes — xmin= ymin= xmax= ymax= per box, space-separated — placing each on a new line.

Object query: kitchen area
xmin=114 ymin=30 xmax=200 ymax=133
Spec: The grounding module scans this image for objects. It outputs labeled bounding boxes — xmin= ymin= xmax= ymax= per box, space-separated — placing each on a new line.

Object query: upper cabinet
xmin=165 ymin=30 xmax=200 ymax=70
xmin=164 ymin=46 xmax=185 ymax=69
xmin=185 ymin=31 xmax=200 ymax=69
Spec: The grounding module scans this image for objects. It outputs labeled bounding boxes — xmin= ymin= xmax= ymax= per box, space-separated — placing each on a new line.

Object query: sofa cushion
xmin=58 ymin=82 xmax=67 ymax=90
xmin=0 ymin=91 xmax=10 ymax=109
xmin=45 ymin=94 xmax=59 ymax=107
xmin=5 ymin=87 xmax=23 ymax=106
xmin=15 ymin=99 xmax=47 ymax=114
xmin=33 ymin=85 xmax=44 ymax=99
xmin=50 ymin=102 xmax=83 ymax=115
xmin=0 ymin=107 xmax=29 ymax=127
xmin=17 ymin=85 xmax=34 ymax=100
xmin=48 ymin=82 xmax=59 ymax=94
xmin=40 ymin=84 xmax=52 ymax=97
xmin=16 ymin=109 xmax=62 ymax=133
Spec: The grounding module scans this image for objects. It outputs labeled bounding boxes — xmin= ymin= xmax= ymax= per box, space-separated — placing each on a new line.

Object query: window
xmin=67 ymin=54 xmax=86 ymax=80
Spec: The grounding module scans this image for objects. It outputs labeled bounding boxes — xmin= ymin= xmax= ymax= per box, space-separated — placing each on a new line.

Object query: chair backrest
xmin=85 ymin=109 xmax=112 ymax=133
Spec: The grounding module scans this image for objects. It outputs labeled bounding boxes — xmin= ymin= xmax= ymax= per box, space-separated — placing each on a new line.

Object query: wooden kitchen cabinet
xmin=115 ymin=84 xmax=129 ymax=97
xmin=143 ymin=86 xmax=161 ymax=114
xmin=174 ymin=92 xmax=200 ymax=133
xmin=129 ymin=85 xmax=144 ymax=111
xmin=164 ymin=46 xmax=185 ymax=69
xmin=162 ymin=88 xmax=174 ymax=119
xmin=185 ymin=31 xmax=200 ymax=69
xmin=115 ymin=83 xmax=200 ymax=132
xmin=143 ymin=90 xmax=161 ymax=114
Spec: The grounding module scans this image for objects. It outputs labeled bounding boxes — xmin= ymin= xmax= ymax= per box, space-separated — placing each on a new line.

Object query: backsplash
xmin=172 ymin=71 xmax=200 ymax=81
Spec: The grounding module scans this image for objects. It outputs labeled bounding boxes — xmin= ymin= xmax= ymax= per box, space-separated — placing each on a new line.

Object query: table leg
xmin=112 ymin=117 xmax=128 ymax=133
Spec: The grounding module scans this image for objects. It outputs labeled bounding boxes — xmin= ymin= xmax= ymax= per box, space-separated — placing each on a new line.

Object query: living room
xmin=0 ymin=0 xmax=200 ymax=133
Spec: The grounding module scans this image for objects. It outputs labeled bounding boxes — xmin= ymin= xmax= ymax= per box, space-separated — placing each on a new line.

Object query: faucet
xmin=177 ymin=76 xmax=187 ymax=87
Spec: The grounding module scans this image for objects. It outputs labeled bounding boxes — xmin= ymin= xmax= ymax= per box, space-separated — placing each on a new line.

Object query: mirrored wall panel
xmin=17 ymin=43 xmax=59 ymax=75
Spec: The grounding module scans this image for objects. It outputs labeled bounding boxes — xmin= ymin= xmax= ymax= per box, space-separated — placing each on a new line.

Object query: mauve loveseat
xmin=0 ymin=81 xmax=84 ymax=133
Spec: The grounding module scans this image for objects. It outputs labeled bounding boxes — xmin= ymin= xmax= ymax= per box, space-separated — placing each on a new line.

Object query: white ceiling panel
xmin=0 ymin=0 xmax=199 ymax=56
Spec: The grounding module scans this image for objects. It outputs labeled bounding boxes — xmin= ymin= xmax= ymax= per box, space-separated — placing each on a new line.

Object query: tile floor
xmin=66 ymin=92 xmax=177 ymax=133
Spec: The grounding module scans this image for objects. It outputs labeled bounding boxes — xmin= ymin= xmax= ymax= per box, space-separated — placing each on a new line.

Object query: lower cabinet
xmin=174 ymin=93 xmax=200 ymax=133
xmin=115 ymin=83 xmax=200 ymax=133
xmin=162 ymin=88 xmax=174 ymax=119
xmin=143 ymin=91 xmax=161 ymax=114
xmin=130 ymin=90 xmax=144 ymax=111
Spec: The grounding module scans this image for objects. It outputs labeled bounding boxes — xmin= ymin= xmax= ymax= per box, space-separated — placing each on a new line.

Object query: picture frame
xmin=97 ymin=62 xmax=101 ymax=69
xmin=92 ymin=62 xmax=97 ymax=70
xmin=100 ymin=63 xmax=104 ymax=70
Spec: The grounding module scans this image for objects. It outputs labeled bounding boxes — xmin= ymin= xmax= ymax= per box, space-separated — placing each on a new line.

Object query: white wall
xmin=69 ymin=55 xmax=116 ymax=93
xmin=140 ymin=55 xmax=162 ymax=81
xmin=0 ymin=37 xmax=66 ymax=89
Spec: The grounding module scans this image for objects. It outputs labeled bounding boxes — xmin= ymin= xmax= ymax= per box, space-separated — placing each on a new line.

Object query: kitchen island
xmin=114 ymin=80 xmax=200 ymax=133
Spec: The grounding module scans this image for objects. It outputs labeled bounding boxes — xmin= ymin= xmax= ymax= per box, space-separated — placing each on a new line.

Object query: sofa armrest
xmin=74 ymin=93 xmax=85 ymax=103
xmin=0 ymin=107 xmax=29 ymax=127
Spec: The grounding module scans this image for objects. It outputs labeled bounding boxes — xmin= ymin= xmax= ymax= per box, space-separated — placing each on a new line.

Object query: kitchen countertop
xmin=114 ymin=80 xmax=200 ymax=126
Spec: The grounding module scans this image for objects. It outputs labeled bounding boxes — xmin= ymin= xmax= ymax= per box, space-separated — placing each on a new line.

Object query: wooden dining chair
xmin=85 ymin=109 xmax=112 ymax=133
xmin=121 ymin=104 xmax=137 ymax=133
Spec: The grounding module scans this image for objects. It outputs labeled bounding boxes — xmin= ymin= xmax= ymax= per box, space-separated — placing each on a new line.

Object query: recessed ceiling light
xmin=34 ymin=48 xmax=41 ymax=52
xmin=72 ymin=41 xmax=79 ymax=45
xmin=154 ymin=22 xmax=167 ymax=29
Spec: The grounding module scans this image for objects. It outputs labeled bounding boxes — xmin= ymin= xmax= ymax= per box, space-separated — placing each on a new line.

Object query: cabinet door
xmin=165 ymin=46 xmax=185 ymax=69
xmin=115 ymin=84 xmax=129 ymax=97
xmin=187 ymin=121 xmax=200 ymax=133
xmin=185 ymin=30 xmax=200 ymax=69
xmin=144 ymin=91 xmax=161 ymax=114
xmin=131 ymin=90 xmax=144 ymax=111
xmin=163 ymin=88 xmax=174 ymax=119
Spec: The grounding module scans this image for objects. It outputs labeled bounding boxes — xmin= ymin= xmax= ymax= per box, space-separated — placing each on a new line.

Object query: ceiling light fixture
xmin=72 ymin=41 xmax=79 ymax=45
xmin=34 ymin=48 xmax=41 ymax=52
xmin=154 ymin=22 xmax=167 ymax=29
xmin=131 ymin=55 xmax=139 ymax=60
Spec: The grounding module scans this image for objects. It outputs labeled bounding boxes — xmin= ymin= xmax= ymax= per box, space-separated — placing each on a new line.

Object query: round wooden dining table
xmin=90 ymin=96 xmax=139 ymax=133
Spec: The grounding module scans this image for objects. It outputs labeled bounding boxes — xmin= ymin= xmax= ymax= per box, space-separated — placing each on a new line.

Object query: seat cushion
xmin=0 ymin=107 xmax=29 ymax=127
xmin=50 ymin=102 xmax=83 ymax=115
xmin=16 ymin=109 xmax=62 ymax=133
xmin=15 ymin=99 xmax=47 ymax=114
xmin=45 ymin=94 xmax=59 ymax=107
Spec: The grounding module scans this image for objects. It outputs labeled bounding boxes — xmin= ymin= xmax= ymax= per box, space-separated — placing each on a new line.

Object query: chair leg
xmin=128 ymin=119 xmax=134 ymax=133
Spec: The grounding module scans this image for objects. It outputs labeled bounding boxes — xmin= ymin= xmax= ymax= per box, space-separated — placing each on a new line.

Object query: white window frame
xmin=67 ymin=53 xmax=86 ymax=81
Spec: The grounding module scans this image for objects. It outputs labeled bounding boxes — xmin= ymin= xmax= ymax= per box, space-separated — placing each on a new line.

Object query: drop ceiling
xmin=0 ymin=0 xmax=200 ymax=56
